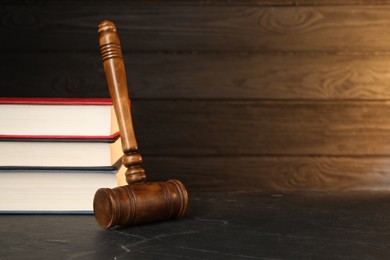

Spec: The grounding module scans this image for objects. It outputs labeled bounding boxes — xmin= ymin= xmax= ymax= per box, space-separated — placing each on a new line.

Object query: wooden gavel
xmin=93 ymin=20 xmax=188 ymax=229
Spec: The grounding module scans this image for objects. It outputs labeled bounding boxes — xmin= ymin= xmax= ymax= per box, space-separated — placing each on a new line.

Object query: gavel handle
xmin=98 ymin=20 xmax=146 ymax=184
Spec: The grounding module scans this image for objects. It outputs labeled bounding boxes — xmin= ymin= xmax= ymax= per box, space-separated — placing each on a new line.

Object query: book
xmin=0 ymin=97 xmax=119 ymax=140
xmin=0 ymin=166 xmax=127 ymax=213
xmin=0 ymin=137 xmax=122 ymax=169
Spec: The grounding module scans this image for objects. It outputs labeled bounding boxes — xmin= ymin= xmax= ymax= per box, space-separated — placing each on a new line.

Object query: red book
xmin=0 ymin=97 xmax=119 ymax=141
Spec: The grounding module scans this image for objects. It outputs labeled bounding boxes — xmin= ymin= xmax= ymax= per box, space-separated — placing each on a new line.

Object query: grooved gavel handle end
xmin=98 ymin=20 xmax=117 ymax=34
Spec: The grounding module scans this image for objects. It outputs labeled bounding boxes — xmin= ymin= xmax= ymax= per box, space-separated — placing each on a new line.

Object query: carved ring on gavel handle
xmin=93 ymin=20 xmax=188 ymax=229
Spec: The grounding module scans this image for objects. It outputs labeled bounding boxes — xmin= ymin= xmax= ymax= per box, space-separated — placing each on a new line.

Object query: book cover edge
xmin=0 ymin=132 xmax=120 ymax=142
xmin=0 ymin=97 xmax=113 ymax=105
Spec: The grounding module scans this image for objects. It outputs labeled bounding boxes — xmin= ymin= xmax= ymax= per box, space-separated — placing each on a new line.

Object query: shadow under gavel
xmin=93 ymin=20 xmax=188 ymax=229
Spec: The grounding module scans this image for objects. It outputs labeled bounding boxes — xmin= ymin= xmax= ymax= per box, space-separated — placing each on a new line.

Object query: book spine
xmin=0 ymin=132 xmax=120 ymax=142
xmin=0 ymin=97 xmax=113 ymax=105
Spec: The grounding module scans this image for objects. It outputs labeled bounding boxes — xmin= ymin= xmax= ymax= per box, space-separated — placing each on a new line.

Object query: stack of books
xmin=0 ymin=97 xmax=126 ymax=213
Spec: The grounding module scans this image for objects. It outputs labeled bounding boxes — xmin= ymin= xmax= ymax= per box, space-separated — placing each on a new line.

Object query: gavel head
xmin=93 ymin=180 xmax=188 ymax=229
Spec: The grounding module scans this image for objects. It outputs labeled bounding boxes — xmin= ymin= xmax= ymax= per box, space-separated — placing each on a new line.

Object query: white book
xmin=0 ymin=138 xmax=122 ymax=168
xmin=0 ymin=97 xmax=119 ymax=139
xmin=0 ymin=166 xmax=126 ymax=213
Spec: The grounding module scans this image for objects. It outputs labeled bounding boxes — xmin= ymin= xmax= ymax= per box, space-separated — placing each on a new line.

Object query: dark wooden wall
xmin=3 ymin=0 xmax=390 ymax=191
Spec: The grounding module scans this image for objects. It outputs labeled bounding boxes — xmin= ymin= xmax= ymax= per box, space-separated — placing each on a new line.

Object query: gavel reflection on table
xmin=93 ymin=20 xmax=188 ymax=229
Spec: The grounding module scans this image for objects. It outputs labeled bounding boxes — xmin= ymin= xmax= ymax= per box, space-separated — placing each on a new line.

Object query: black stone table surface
xmin=1 ymin=191 xmax=390 ymax=259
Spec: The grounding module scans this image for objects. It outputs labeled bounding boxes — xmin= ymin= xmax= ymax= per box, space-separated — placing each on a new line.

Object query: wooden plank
xmin=2 ymin=5 xmax=390 ymax=52
xmin=143 ymin=156 xmax=390 ymax=191
xmin=3 ymin=0 xmax=390 ymax=6
xmin=0 ymin=53 xmax=108 ymax=98
xmin=130 ymin=100 xmax=390 ymax=156
xmin=4 ymin=52 xmax=390 ymax=100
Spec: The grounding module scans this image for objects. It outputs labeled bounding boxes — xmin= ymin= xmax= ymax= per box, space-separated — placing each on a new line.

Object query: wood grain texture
xmin=144 ymin=156 xmax=390 ymax=191
xmin=0 ymin=53 xmax=107 ymax=98
xmin=130 ymin=100 xmax=390 ymax=156
xmin=4 ymin=0 xmax=390 ymax=5
xmin=2 ymin=5 xmax=390 ymax=52
xmin=4 ymin=52 xmax=390 ymax=100
xmin=4 ymin=1 xmax=390 ymax=192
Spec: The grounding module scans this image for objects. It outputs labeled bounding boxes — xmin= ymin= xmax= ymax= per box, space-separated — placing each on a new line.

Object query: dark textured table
xmin=1 ymin=191 xmax=390 ymax=259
